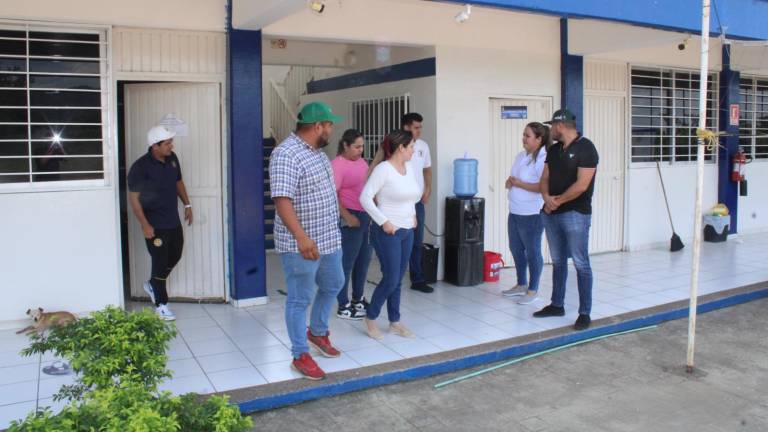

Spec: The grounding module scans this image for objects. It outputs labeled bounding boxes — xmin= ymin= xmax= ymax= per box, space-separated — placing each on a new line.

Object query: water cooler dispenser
xmin=444 ymin=197 xmax=484 ymax=286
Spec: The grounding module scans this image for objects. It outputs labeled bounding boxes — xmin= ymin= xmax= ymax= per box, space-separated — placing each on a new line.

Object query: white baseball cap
xmin=147 ymin=125 xmax=176 ymax=146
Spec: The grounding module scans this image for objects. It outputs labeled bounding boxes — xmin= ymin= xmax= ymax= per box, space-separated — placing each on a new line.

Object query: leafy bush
xmin=9 ymin=307 xmax=253 ymax=432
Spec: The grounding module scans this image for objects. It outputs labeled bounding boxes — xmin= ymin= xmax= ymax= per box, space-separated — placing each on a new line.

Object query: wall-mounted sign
xmin=270 ymin=39 xmax=287 ymax=49
xmin=501 ymin=106 xmax=527 ymax=119
xmin=730 ymin=104 xmax=740 ymax=126
xmin=159 ymin=113 xmax=189 ymax=137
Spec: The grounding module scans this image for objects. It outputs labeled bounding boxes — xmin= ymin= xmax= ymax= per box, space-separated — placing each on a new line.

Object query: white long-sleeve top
xmin=360 ymin=161 xmax=421 ymax=229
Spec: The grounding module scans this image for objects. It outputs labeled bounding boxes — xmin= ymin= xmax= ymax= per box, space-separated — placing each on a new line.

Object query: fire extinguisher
xmin=731 ymin=150 xmax=746 ymax=182
xmin=731 ymin=149 xmax=752 ymax=196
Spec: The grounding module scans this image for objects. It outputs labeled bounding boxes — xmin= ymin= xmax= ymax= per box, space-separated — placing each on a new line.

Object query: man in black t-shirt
xmin=127 ymin=125 xmax=193 ymax=322
xmin=532 ymin=109 xmax=599 ymax=331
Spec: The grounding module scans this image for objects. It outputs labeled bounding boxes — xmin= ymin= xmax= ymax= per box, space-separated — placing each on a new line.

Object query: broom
xmin=656 ymin=161 xmax=684 ymax=252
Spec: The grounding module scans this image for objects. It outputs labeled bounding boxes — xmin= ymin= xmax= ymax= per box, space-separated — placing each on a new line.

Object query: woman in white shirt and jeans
xmin=502 ymin=122 xmax=550 ymax=305
xmin=359 ymin=130 xmax=420 ymax=340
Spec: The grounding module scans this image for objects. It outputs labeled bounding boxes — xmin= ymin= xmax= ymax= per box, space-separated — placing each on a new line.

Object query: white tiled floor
xmin=2 ymin=233 xmax=768 ymax=428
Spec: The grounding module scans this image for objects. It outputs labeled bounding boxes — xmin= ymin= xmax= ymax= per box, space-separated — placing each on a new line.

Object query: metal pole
xmin=687 ymin=0 xmax=711 ymax=373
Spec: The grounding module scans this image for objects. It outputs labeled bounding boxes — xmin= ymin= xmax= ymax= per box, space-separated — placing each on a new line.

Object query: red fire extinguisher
xmin=731 ymin=149 xmax=752 ymax=196
xmin=731 ymin=149 xmax=747 ymax=182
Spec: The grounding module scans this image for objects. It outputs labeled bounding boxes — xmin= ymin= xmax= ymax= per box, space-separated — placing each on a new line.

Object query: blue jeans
xmin=337 ymin=210 xmax=373 ymax=306
xmin=368 ymin=225 xmax=414 ymax=322
xmin=541 ymin=210 xmax=593 ymax=315
xmin=507 ymin=213 xmax=544 ymax=292
xmin=280 ymin=250 xmax=344 ymax=358
xmin=409 ymin=202 xmax=426 ymax=284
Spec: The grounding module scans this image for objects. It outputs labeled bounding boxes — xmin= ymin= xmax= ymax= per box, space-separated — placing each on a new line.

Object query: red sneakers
xmin=307 ymin=329 xmax=341 ymax=358
xmin=291 ymin=353 xmax=325 ymax=380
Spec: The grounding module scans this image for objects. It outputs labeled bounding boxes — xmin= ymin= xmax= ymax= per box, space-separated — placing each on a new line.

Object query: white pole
xmin=687 ymin=0 xmax=711 ymax=373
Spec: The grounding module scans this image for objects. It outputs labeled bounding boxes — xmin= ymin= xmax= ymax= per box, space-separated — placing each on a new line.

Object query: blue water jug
xmin=453 ymin=157 xmax=478 ymax=198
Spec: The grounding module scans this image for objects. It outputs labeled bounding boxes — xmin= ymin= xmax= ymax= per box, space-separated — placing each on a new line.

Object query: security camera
xmin=455 ymin=4 xmax=472 ymax=23
xmin=678 ymin=36 xmax=690 ymax=51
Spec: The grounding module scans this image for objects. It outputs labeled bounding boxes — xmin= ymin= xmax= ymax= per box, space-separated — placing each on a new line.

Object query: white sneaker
xmin=143 ymin=281 xmax=156 ymax=304
xmin=501 ymin=285 xmax=528 ymax=297
xmin=516 ymin=291 xmax=539 ymax=305
xmin=156 ymin=304 xmax=176 ymax=321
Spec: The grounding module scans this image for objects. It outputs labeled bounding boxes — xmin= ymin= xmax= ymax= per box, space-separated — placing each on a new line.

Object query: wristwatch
xmin=184 ymin=204 xmax=192 ymax=209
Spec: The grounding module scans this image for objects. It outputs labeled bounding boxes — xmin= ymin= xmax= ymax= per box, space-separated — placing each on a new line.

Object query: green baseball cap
xmin=544 ymin=108 xmax=576 ymax=124
xmin=297 ymin=101 xmax=342 ymax=124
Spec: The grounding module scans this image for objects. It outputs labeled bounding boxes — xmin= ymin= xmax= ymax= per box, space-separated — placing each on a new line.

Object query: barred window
xmin=631 ymin=67 xmax=718 ymax=163
xmin=0 ymin=24 xmax=107 ymax=186
xmin=349 ymin=94 xmax=410 ymax=161
xmin=739 ymin=77 xmax=768 ymax=159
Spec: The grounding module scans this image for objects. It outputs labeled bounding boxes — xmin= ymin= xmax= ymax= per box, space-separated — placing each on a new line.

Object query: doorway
xmin=118 ymin=81 xmax=226 ymax=302
xmin=488 ymin=97 xmax=552 ymax=265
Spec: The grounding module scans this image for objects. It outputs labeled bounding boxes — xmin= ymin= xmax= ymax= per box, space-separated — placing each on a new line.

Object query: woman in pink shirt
xmin=331 ymin=129 xmax=373 ymax=320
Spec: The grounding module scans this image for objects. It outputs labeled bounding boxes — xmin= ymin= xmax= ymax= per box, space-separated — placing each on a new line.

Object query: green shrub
xmin=10 ymin=306 xmax=253 ymax=432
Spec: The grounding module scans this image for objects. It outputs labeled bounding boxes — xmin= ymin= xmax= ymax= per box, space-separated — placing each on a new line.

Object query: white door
xmin=125 ymin=82 xmax=225 ymax=301
xmin=583 ymin=92 xmax=625 ymax=253
xmin=489 ymin=98 xmax=552 ymax=266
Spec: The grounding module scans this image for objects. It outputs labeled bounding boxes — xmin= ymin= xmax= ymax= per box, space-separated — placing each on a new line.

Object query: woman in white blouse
xmin=359 ymin=130 xmax=420 ymax=340
xmin=501 ymin=122 xmax=550 ymax=305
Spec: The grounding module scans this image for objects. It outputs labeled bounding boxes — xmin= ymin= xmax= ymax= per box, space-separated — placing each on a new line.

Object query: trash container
xmin=421 ymin=244 xmax=439 ymax=284
xmin=703 ymin=214 xmax=729 ymax=242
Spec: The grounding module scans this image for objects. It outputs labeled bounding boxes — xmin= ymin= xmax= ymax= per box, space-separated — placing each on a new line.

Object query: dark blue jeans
xmin=507 ymin=213 xmax=544 ymax=292
xmin=337 ymin=209 xmax=373 ymax=306
xmin=409 ymin=202 xmax=426 ymax=284
xmin=368 ymin=225 xmax=414 ymax=322
xmin=541 ymin=210 xmax=593 ymax=315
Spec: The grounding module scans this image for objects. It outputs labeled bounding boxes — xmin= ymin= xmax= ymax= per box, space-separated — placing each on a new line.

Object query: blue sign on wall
xmin=501 ymin=106 xmax=528 ymax=119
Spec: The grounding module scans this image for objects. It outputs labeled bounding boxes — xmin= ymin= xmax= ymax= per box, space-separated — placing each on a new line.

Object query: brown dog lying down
xmin=16 ymin=308 xmax=77 ymax=335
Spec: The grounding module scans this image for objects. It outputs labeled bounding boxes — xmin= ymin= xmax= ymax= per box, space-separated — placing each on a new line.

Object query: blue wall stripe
xmin=227 ymin=27 xmax=267 ymax=300
xmin=306 ymin=57 xmax=436 ymax=94
xmin=560 ymin=18 xmax=583 ymax=131
xmin=443 ymin=1 xmax=768 ymax=41
xmin=237 ymin=286 xmax=768 ymax=413
xmin=718 ymin=45 xmax=740 ymax=234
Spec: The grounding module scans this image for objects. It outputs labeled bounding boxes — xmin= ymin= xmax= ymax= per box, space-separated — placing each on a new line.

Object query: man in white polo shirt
xmin=402 ymin=113 xmax=433 ymax=293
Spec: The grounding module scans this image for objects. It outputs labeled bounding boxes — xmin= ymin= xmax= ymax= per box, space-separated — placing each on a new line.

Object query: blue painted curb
xmin=237 ymin=286 xmax=768 ymax=414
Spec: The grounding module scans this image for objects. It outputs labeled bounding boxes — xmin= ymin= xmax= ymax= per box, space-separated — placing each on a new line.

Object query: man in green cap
xmin=269 ymin=101 xmax=345 ymax=380
xmin=533 ymin=108 xmax=599 ymax=331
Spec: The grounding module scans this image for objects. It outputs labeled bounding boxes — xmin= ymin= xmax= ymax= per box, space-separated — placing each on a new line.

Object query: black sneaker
xmin=532 ymin=305 xmax=566 ymax=317
xmin=336 ymin=303 xmax=365 ymax=320
xmin=351 ymin=298 xmax=369 ymax=313
xmin=574 ymin=314 xmax=591 ymax=331
xmin=410 ymin=282 xmax=434 ymax=293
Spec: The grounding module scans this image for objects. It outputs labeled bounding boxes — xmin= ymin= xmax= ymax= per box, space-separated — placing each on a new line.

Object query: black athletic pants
xmin=145 ymin=226 xmax=184 ymax=306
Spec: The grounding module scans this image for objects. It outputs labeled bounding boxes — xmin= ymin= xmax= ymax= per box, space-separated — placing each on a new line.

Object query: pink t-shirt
xmin=331 ymin=156 xmax=369 ymax=211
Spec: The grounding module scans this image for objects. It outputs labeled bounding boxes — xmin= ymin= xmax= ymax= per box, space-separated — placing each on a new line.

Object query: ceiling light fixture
xmin=308 ymin=1 xmax=325 ymax=14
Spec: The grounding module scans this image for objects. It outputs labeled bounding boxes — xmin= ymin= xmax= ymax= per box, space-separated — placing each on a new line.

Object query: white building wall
xmin=0 ymin=191 xmax=122 ymax=325
xmin=0 ymin=0 xmax=226 ymax=31
xmin=627 ymin=166 xmax=719 ymax=250
xmin=737 ymin=163 xmax=768 ymax=234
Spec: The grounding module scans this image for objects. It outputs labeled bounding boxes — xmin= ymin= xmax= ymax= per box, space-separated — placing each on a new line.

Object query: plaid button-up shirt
xmin=269 ymin=133 xmax=341 ymax=254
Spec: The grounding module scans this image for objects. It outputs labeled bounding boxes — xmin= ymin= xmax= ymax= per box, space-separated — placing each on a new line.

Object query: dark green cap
xmin=544 ymin=108 xmax=576 ymax=124
xmin=297 ymin=101 xmax=342 ymax=124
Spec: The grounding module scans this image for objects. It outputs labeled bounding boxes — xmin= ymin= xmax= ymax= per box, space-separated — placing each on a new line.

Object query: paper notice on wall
xmin=159 ymin=113 xmax=189 ymax=137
